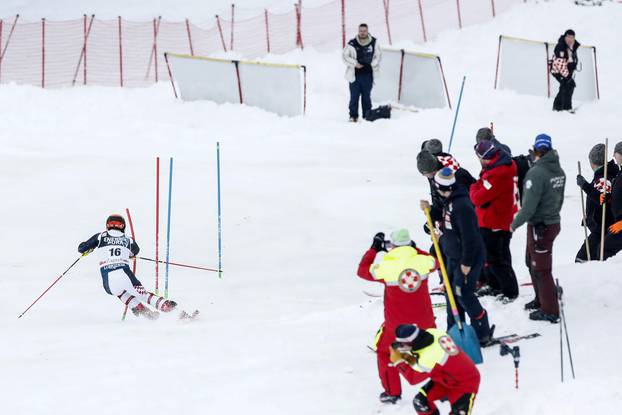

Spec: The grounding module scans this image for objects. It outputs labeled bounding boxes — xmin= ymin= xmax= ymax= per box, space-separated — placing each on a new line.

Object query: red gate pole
xmin=215 ymin=15 xmax=228 ymax=51
xmin=41 ymin=18 xmax=45 ymax=89
xmin=491 ymin=0 xmax=496 ymax=18
xmin=295 ymin=1 xmax=304 ymax=50
xmin=230 ymin=3 xmax=235 ymax=51
xmin=341 ymin=0 xmax=346 ymax=48
xmin=72 ymin=14 xmax=94 ymax=86
xmin=185 ymin=18 xmax=195 ymax=56
xmin=494 ymin=35 xmax=502 ymax=90
xmin=417 ymin=0 xmax=427 ymax=42
xmin=234 ymin=60 xmax=243 ymax=103
xmin=118 ymin=16 xmax=124 ymax=87
xmin=164 ymin=53 xmax=178 ymax=98
xmin=593 ymin=47 xmax=600 ymax=99
xmin=264 ymin=9 xmax=271 ymax=53
xmin=383 ymin=0 xmax=392 ymax=45
xmin=456 ymin=0 xmax=462 ymax=29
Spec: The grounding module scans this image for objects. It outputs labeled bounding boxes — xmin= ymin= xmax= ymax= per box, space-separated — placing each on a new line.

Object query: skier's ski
xmin=484 ymin=333 xmax=541 ymax=347
xmin=179 ymin=309 xmax=200 ymax=321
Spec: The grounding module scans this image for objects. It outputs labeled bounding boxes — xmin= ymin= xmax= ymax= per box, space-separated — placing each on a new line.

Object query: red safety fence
xmin=0 ymin=0 xmax=524 ymax=88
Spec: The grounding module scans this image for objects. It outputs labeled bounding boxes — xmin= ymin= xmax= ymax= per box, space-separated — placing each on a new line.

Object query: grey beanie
xmin=614 ymin=142 xmax=622 ymax=156
xmin=476 ymin=127 xmax=495 ymax=144
xmin=417 ymin=150 xmax=440 ymax=175
xmin=423 ymin=139 xmax=443 ymax=156
xmin=589 ymin=144 xmax=606 ymax=166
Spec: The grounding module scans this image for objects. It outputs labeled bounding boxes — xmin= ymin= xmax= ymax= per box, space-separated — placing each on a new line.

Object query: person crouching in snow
xmin=78 ymin=214 xmax=177 ymax=320
xmin=357 ymin=229 xmax=437 ymax=404
xmin=389 ymin=324 xmax=480 ymax=415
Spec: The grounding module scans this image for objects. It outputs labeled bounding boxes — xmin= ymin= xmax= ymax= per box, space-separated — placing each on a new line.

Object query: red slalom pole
xmin=121 ymin=208 xmax=137 ymax=320
xmin=138 ymin=256 xmax=220 ymax=273
xmin=18 ymin=256 xmax=84 ymax=318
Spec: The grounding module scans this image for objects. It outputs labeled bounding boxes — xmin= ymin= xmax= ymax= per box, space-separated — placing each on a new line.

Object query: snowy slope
xmin=1 ymin=1 xmax=622 ymax=414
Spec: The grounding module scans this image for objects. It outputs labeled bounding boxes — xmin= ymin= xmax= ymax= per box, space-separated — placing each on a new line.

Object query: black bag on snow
xmin=364 ymin=105 xmax=391 ymax=122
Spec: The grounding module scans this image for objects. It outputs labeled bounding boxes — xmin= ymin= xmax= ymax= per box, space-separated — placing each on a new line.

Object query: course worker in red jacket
xmin=390 ymin=324 xmax=480 ymax=415
xmin=470 ymin=140 xmax=519 ymax=301
xmin=357 ymin=229 xmax=437 ymax=404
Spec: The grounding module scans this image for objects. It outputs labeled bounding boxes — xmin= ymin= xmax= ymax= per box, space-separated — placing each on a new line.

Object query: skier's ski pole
xmin=424 ymin=208 xmax=462 ymax=331
xmin=600 ymin=138 xmax=609 ymax=261
xmin=557 ymin=279 xmax=575 ymax=380
xmin=18 ymin=255 xmax=84 ymax=318
xmin=137 ymin=256 xmax=220 ymax=273
xmin=217 ymin=142 xmax=223 ymax=279
xmin=165 ymin=157 xmax=174 ymax=298
xmin=447 ymin=75 xmax=466 ymax=153
xmin=578 ymin=161 xmax=591 ymax=261
xmin=122 ymin=208 xmax=137 ymax=321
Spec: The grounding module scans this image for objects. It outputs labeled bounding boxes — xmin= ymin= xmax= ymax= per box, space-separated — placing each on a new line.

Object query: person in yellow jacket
xmin=357 ymin=229 xmax=437 ymax=403
xmin=389 ymin=324 xmax=480 ymax=415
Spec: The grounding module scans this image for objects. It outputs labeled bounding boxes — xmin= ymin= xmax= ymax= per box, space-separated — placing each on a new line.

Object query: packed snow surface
xmin=1 ymin=1 xmax=622 ymax=414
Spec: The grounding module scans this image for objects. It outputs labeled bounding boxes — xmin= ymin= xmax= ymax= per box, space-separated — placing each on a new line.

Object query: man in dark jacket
xmin=551 ymin=29 xmax=580 ymax=111
xmin=342 ymin=24 xmax=381 ymax=121
xmin=575 ymin=143 xmax=619 ymax=262
xmin=602 ymin=142 xmax=622 ymax=260
xmin=470 ymin=140 xmax=519 ymax=302
xmin=511 ymin=134 xmax=566 ymax=323
xmin=422 ymin=167 xmax=492 ymax=344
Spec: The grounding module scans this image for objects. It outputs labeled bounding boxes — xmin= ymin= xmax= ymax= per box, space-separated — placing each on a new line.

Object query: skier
xmin=421 ymin=168 xmax=492 ymax=345
xmin=575 ymin=143 xmax=619 ymax=262
xmin=470 ymin=140 xmax=519 ymax=302
xmin=551 ymin=29 xmax=580 ymax=112
xmin=601 ymin=142 xmax=622 ymax=260
xmin=389 ymin=324 xmax=480 ymax=415
xmin=510 ymin=134 xmax=566 ymax=323
xmin=78 ymin=214 xmax=177 ymax=320
xmin=357 ymin=229 xmax=437 ymax=404
xmin=342 ymin=23 xmax=381 ymax=122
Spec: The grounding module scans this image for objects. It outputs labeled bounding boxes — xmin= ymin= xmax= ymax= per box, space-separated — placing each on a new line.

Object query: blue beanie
xmin=534 ymin=134 xmax=552 ymax=151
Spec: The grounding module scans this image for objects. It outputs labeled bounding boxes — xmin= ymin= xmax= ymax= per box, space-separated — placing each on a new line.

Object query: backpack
xmin=365 ymin=105 xmax=391 ymax=122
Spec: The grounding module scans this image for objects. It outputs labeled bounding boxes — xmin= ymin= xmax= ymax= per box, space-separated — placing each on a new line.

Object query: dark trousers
xmin=481 ymin=228 xmax=519 ymax=298
xmin=575 ymin=230 xmax=602 ymax=262
xmin=526 ymin=223 xmax=560 ymax=316
xmin=446 ymin=256 xmax=490 ymax=340
xmin=602 ymin=231 xmax=622 ymax=260
xmin=553 ymin=76 xmax=575 ymax=111
xmin=348 ymin=72 xmax=373 ymax=118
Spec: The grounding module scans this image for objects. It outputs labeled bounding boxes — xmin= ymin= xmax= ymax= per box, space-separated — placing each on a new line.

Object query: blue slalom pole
xmin=165 ymin=157 xmax=173 ymax=298
xmin=448 ymin=75 xmax=466 ymax=153
xmin=217 ymin=142 xmax=223 ymax=279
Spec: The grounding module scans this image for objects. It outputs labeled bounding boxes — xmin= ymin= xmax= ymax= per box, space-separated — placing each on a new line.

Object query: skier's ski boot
xmin=529 ymin=310 xmax=559 ymax=324
xmin=132 ymin=303 xmax=160 ymax=320
xmin=524 ymin=299 xmax=541 ymax=311
xmin=379 ymin=392 xmax=401 ymax=404
xmin=349 ymin=116 xmax=358 ymax=123
xmin=471 ymin=311 xmax=492 ymax=346
xmin=160 ymin=300 xmax=178 ymax=313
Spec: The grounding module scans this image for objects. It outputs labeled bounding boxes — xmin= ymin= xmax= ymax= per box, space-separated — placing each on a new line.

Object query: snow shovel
xmin=424 ymin=208 xmax=483 ymax=364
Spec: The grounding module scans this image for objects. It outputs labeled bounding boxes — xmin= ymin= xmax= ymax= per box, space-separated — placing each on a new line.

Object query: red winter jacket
xmin=395 ymin=331 xmax=480 ymax=394
xmin=469 ymin=151 xmax=518 ymax=231
xmin=357 ymin=247 xmax=437 ymax=331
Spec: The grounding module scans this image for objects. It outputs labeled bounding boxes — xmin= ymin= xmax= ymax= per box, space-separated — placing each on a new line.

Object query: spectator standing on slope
xmin=357 ymin=229 xmax=437 ymax=404
xmin=343 ymin=23 xmax=381 ymax=122
xmin=551 ymin=29 xmax=580 ymax=112
xmin=510 ymin=134 xmax=566 ymax=323
xmin=575 ymin=144 xmax=619 ymax=262
xmin=470 ymin=140 xmax=520 ymax=302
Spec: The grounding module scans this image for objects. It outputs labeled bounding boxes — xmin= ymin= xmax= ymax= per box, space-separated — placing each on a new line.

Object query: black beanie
xmin=564 ymin=29 xmax=575 ymax=37
xmin=394 ymin=324 xmax=435 ymax=351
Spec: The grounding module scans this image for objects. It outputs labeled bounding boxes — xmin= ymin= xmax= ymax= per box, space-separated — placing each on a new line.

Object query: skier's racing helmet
xmin=106 ymin=214 xmax=126 ymax=232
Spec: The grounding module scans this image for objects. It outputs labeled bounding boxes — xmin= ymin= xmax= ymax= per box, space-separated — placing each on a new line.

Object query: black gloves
xmin=576 ymin=174 xmax=588 ymax=188
xmin=371 ymin=232 xmax=387 ymax=252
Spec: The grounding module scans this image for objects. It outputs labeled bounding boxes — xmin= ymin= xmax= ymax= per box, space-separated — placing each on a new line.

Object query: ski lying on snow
xmin=484 ymin=333 xmax=541 ymax=347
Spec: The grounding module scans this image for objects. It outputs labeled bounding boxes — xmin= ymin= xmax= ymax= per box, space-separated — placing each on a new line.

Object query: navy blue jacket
xmin=78 ymin=232 xmax=140 ymax=256
xmin=439 ymin=186 xmax=485 ymax=266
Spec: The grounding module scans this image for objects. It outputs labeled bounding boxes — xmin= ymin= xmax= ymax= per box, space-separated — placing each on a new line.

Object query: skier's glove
xmin=371 ymin=232 xmax=387 ymax=252
xmin=81 ymin=249 xmax=94 ymax=257
xmin=600 ymin=193 xmax=607 ymax=205
xmin=609 ymin=220 xmax=622 ymax=235
xmin=576 ymin=175 xmax=588 ymax=188
xmin=389 ymin=347 xmax=406 ymax=365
